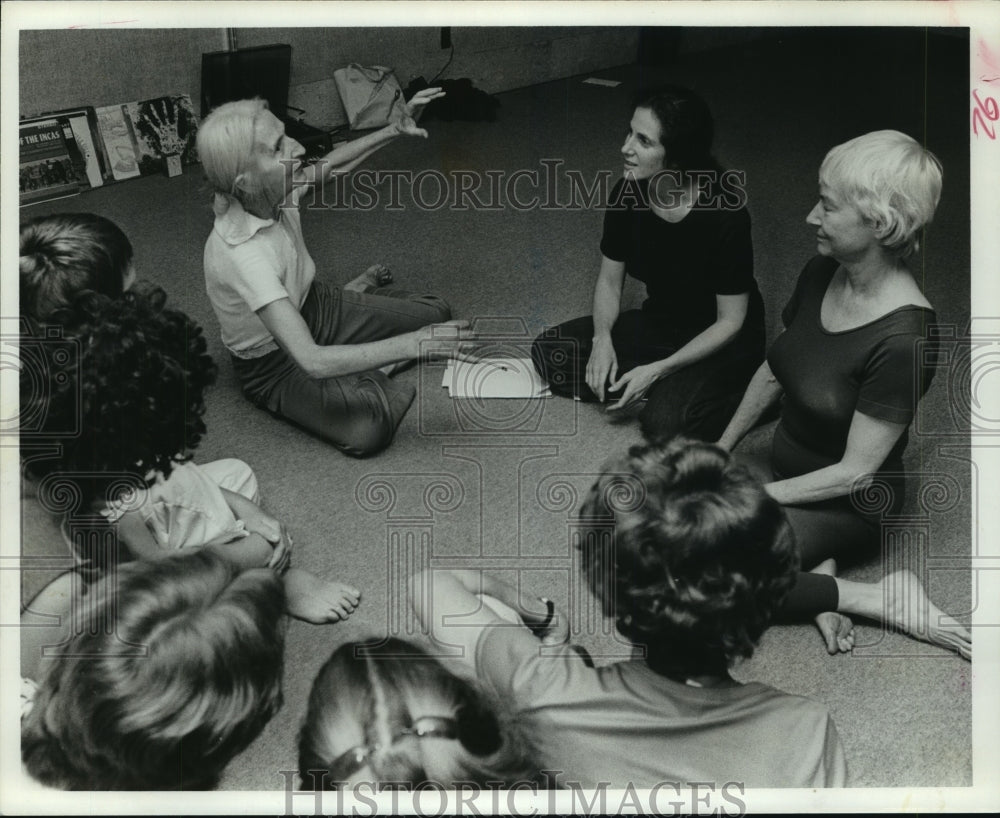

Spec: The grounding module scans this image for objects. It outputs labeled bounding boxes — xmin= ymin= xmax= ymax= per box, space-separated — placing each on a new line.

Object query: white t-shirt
xmin=101 ymin=460 xmax=248 ymax=550
xmin=203 ymin=188 xmax=316 ymax=358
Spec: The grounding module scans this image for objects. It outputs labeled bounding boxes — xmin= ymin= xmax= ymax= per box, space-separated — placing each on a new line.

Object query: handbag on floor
xmin=333 ymin=63 xmax=404 ymax=130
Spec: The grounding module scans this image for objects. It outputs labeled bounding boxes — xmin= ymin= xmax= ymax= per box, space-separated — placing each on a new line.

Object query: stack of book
xmin=19 ymin=94 xmax=200 ymax=207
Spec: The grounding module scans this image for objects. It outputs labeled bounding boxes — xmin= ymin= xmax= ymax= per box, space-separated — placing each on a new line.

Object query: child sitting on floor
xmin=20 ymin=549 xmax=285 ymax=790
xmin=20 ymin=285 xmax=360 ymax=623
xmin=297 ymin=637 xmax=542 ymax=790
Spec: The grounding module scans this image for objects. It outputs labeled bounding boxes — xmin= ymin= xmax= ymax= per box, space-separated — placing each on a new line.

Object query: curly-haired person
xmin=20 ymin=286 xmax=359 ymax=623
xmin=20 ymin=549 xmax=285 ymax=790
xmin=411 ymin=439 xmax=847 ymax=788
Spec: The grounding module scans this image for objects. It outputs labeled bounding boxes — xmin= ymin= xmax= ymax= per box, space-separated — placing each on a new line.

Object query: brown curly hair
xmin=577 ymin=439 xmax=799 ymax=679
xmin=20 ymin=285 xmax=217 ymax=507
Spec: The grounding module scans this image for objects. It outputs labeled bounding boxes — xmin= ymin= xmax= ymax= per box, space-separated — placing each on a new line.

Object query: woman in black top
xmin=719 ymin=130 xmax=970 ymax=659
xmin=531 ymin=85 xmax=765 ymax=443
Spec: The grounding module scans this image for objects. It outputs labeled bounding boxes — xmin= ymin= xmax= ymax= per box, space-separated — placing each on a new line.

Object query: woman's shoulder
xmin=872 ymin=305 xmax=938 ymax=343
xmin=861 ymin=271 xmax=937 ymax=339
xmin=793 ymin=255 xmax=838 ymax=291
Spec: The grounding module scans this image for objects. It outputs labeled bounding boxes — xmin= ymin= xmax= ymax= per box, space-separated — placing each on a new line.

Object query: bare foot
xmin=816 ymin=612 xmax=856 ymax=654
xmin=343 ymin=263 xmax=393 ymax=292
xmin=879 ymin=570 xmax=972 ymax=660
xmin=811 ymin=558 xmax=855 ymax=654
xmin=283 ymin=568 xmax=361 ymax=624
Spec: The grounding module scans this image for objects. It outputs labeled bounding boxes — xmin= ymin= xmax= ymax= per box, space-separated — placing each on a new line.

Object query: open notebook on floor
xmin=442 ymin=357 xmax=552 ymax=398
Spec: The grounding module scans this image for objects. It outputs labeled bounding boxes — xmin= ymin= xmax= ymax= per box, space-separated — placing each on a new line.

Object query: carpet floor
xmin=19 ymin=27 xmax=972 ymax=790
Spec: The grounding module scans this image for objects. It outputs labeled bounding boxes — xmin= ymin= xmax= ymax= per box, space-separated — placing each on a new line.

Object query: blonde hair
xmin=298 ymin=638 xmax=542 ymax=790
xmin=196 ymin=98 xmax=274 ymax=218
xmin=21 ymin=550 xmax=286 ymax=790
xmin=820 ymin=130 xmax=943 ymax=260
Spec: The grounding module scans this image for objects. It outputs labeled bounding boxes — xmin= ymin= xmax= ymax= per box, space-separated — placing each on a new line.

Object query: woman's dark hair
xmin=577 ymin=439 xmax=799 ymax=679
xmin=20 ymin=213 xmax=134 ymax=322
xmin=20 ymin=285 xmax=218 ymax=507
xmin=21 ymin=549 xmax=286 ymax=790
xmin=632 ymin=85 xmax=720 ymax=175
xmin=298 ymin=638 xmax=542 ymax=790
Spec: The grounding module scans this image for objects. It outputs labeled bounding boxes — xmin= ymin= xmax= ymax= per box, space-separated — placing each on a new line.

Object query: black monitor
xmin=201 ymin=42 xmax=334 ymax=159
xmin=201 ymin=43 xmax=292 ymax=119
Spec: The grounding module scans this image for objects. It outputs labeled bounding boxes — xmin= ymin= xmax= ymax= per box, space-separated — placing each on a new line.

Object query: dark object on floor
xmin=405 ymin=76 xmax=500 ymax=122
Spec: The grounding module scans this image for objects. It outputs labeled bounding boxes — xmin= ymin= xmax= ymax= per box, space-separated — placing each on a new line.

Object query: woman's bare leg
xmin=835 ymin=571 xmax=971 ymax=660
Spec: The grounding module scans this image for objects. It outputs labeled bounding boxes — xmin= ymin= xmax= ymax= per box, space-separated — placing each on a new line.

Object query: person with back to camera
xmin=20 ymin=286 xmax=360 ymax=623
xmin=297 ymin=637 xmax=544 ymax=791
xmin=19 ymin=212 xmax=137 ymax=322
xmin=411 ymin=440 xmax=848 ymax=789
xmin=196 ymin=91 xmax=475 ymax=457
xmin=716 ymin=130 xmax=971 ymax=659
xmin=20 ymin=549 xmax=285 ymax=790
xmin=531 ymin=85 xmax=765 ymax=442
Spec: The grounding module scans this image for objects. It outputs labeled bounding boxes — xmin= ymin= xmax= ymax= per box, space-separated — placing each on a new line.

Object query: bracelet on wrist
xmin=526 ymin=597 xmax=555 ymax=638
xmin=538 ymin=597 xmax=555 ymax=631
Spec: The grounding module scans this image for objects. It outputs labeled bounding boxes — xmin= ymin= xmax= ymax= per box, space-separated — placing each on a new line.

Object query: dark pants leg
xmin=778 ymin=505 xmax=880 ymax=616
xmin=233 ymin=281 xmax=450 ymax=457
xmin=738 ymin=453 xmax=880 ymax=617
xmin=313 ymin=283 xmax=452 ymax=345
xmin=638 ymin=336 xmax=764 ymax=443
xmin=530 ymin=311 xmax=680 ymax=402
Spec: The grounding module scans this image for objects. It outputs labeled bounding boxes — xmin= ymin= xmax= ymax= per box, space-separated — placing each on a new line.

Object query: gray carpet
xmin=20 ymin=28 xmax=971 ymax=789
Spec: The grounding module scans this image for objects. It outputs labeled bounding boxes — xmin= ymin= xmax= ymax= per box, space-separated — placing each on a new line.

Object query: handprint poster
xmin=124 ymin=94 xmax=199 ymax=175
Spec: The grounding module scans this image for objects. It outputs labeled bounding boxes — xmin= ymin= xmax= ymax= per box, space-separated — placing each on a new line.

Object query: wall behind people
xmin=19 ymin=29 xmax=226 ymax=116
xmin=19 ymin=27 xmax=640 ymax=125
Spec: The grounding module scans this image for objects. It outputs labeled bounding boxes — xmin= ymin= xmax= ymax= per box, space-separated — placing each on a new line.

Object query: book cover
xmin=124 ymin=94 xmax=199 ymax=176
xmin=18 ymin=118 xmax=85 ymax=206
xmin=95 ymin=104 xmax=142 ymax=181
xmin=37 ymin=106 xmax=107 ymax=187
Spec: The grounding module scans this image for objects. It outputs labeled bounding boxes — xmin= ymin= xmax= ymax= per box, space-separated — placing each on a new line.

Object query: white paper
xmin=442 ymin=357 xmax=551 ymax=398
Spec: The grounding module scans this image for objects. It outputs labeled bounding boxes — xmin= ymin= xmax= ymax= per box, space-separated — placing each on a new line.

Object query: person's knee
xmin=212 ymin=458 xmax=260 ymax=502
xmin=343 ymin=377 xmax=414 ymax=458
xmin=531 ymin=337 xmax=572 ymax=396
xmin=530 ymin=332 xmax=574 ymax=379
xmin=639 ymin=385 xmax=685 ymax=443
xmin=680 ymin=407 xmax=729 ymax=443
xmin=529 ymin=335 xmax=547 ymax=372
xmin=336 ymin=414 xmax=397 ymax=458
